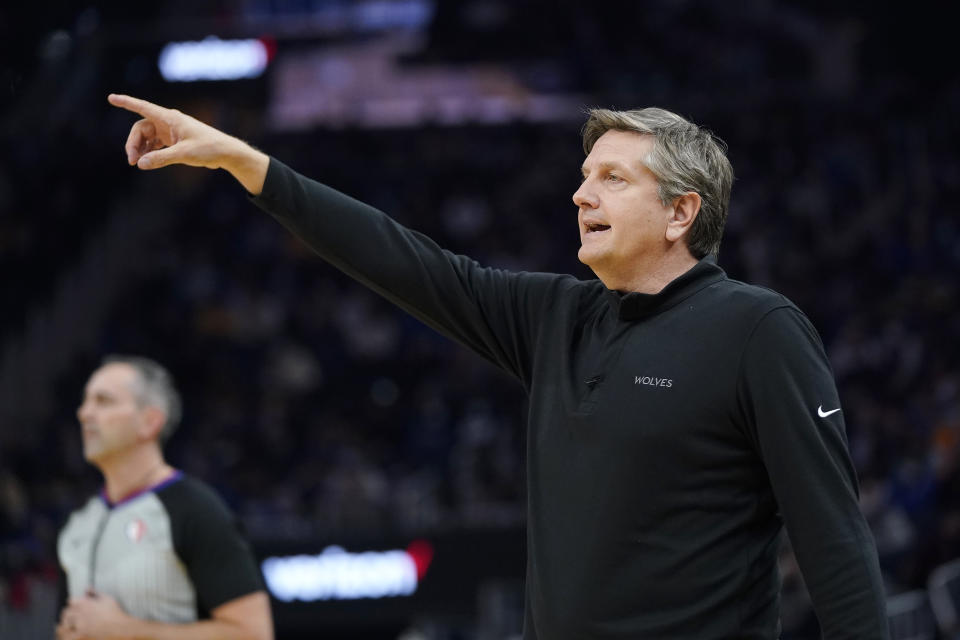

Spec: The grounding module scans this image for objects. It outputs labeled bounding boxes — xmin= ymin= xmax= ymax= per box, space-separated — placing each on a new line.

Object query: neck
xmin=601 ymin=249 xmax=699 ymax=294
xmin=99 ymin=445 xmax=172 ymax=504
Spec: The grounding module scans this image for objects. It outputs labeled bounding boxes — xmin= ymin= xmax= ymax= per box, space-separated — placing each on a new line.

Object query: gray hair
xmin=102 ymin=354 xmax=182 ymax=444
xmin=581 ymin=107 xmax=733 ymax=259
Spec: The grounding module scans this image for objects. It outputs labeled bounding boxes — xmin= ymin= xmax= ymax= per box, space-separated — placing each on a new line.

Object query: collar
xmin=604 ymin=256 xmax=727 ymax=321
xmin=99 ymin=469 xmax=183 ymax=509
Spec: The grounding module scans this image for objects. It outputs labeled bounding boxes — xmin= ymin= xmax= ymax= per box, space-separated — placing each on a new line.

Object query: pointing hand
xmin=107 ymin=93 xmax=269 ymax=193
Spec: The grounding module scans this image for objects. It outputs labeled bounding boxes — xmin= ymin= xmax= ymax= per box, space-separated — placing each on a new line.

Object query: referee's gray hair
xmin=581 ymin=107 xmax=733 ymax=259
xmin=102 ymin=354 xmax=182 ymax=444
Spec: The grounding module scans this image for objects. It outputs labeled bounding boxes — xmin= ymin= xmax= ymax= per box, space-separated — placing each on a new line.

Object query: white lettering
xmin=262 ymin=545 xmax=419 ymax=602
xmin=634 ymin=375 xmax=673 ymax=388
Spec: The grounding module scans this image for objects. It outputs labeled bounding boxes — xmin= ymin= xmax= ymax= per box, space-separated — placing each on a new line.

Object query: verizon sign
xmin=262 ymin=540 xmax=433 ymax=602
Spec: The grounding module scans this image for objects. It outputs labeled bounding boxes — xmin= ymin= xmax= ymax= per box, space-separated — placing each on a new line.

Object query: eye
xmin=606 ymin=173 xmax=623 ymax=183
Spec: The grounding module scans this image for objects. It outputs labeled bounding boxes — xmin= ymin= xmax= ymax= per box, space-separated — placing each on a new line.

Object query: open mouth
xmin=585 ymin=223 xmax=611 ymax=234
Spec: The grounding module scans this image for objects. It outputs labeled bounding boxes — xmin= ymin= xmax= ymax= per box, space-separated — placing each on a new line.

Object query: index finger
xmin=107 ymin=93 xmax=170 ymax=120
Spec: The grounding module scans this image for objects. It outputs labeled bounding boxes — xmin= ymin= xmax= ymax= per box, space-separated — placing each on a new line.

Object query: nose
xmin=77 ymin=400 xmax=93 ymax=424
xmin=572 ymin=179 xmax=598 ymax=210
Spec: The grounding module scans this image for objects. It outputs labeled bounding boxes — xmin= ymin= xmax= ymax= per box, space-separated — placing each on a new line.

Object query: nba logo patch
xmin=126 ymin=518 xmax=147 ymax=542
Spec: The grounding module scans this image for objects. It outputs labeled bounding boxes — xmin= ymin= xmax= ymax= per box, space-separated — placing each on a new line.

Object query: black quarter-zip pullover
xmin=252 ymin=159 xmax=888 ymax=639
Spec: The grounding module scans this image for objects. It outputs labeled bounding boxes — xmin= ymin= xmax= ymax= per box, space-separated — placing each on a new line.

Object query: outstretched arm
xmin=109 ymin=94 xmax=565 ymax=383
xmin=107 ymin=94 xmax=269 ymax=195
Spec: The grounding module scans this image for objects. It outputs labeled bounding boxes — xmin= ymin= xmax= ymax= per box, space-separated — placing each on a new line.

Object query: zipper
xmin=576 ymin=374 xmax=605 ymax=414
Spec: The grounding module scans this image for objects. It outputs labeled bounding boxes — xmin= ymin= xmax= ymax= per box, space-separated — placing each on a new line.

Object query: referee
xmin=108 ymin=94 xmax=888 ymax=638
xmin=56 ymin=355 xmax=273 ymax=640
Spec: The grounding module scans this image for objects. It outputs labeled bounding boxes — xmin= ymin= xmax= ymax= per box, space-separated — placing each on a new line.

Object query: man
xmin=107 ymin=94 xmax=888 ymax=638
xmin=57 ymin=355 xmax=273 ymax=640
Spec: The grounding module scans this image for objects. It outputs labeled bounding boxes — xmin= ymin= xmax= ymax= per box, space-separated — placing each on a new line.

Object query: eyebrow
xmin=581 ymin=160 xmax=632 ymax=177
xmin=83 ymin=388 xmax=117 ymax=401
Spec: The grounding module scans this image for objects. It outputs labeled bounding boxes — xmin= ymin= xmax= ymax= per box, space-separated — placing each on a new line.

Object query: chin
xmin=577 ymin=247 xmax=607 ymax=273
xmin=577 ymin=246 xmax=596 ymax=267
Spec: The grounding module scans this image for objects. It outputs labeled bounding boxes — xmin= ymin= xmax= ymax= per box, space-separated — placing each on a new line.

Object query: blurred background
xmin=1 ymin=1 xmax=958 ymax=638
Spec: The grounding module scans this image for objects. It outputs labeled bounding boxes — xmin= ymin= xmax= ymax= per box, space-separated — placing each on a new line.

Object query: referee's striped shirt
xmin=58 ymin=471 xmax=263 ymax=622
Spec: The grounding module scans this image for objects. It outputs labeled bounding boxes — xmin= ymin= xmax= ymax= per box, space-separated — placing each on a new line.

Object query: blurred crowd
xmin=2 ymin=1 xmax=958 ymax=636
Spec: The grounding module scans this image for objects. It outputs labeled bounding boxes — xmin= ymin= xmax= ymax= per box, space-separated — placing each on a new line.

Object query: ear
xmin=665 ymin=192 xmax=701 ymax=244
xmin=139 ymin=406 xmax=167 ymax=441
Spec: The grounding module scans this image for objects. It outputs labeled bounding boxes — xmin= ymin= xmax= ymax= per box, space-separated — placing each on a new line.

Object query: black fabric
xmin=155 ymin=476 xmax=264 ymax=616
xmin=251 ymin=158 xmax=888 ymax=639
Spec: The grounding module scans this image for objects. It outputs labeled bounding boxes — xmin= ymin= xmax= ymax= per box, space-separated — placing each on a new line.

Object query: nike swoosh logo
xmin=818 ymin=405 xmax=841 ymax=418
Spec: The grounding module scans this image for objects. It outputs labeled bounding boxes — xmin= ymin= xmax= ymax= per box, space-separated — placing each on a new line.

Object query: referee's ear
xmin=139 ymin=406 xmax=167 ymax=442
